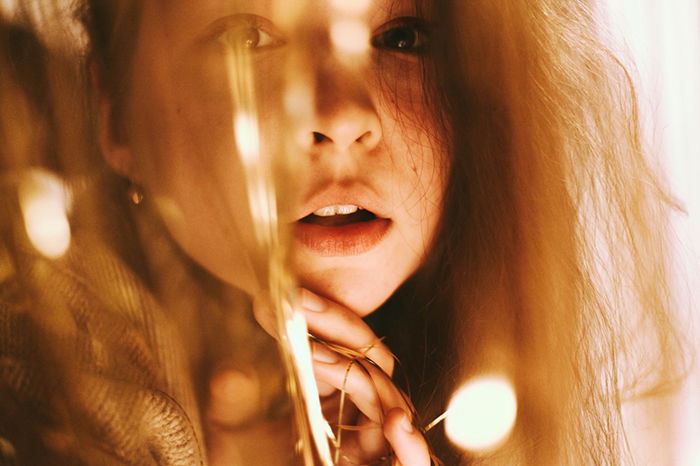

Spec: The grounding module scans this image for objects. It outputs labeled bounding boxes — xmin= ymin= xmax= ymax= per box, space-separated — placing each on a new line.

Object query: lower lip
xmin=294 ymin=219 xmax=391 ymax=257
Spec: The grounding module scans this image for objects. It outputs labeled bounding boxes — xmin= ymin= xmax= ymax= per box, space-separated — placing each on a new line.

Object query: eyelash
xmin=371 ymin=17 xmax=430 ymax=54
xmin=215 ymin=15 xmax=284 ymax=51
xmin=212 ymin=15 xmax=429 ymax=55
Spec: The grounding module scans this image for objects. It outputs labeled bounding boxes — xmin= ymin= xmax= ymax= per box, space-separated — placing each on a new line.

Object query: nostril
xmin=356 ymin=130 xmax=373 ymax=144
xmin=313 ymin=132 xmax=330 ymax=144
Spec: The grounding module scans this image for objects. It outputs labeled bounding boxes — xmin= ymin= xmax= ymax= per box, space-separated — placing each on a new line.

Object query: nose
xmin=305 ymin=63 xmax=381 ymax=153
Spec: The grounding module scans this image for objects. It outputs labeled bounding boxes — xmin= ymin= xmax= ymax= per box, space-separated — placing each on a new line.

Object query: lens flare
xmin=19 ymin=170 xmax=71 ymax=260
xmin=330 ymin=0 xmax=371 ymax=15
xmin=445 ymin=375 xmax=517 ymax=452
xmin=286 ymin=308 xmax=335 ymax=464
xmin=284 ymin=84 xmax=312 ymax=118
xmin=330 ymin=20 xmax=369 ymax=55
xmin=234 ymin=112 xmax=261 ymax=165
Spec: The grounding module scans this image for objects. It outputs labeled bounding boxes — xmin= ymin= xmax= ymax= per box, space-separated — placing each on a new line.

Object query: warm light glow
xmin=234 ymin=112 xmax=261 ymax=165
xmin=693 ymin=449 xmax=700 ymax=466
xmin=445 ymin=375 xmax=517 ymax=452
xmin=330 ymin=20 xmax=370 ymax=55
xmin=330 ymin=0 xmax=371 ymax=15
xmin=604 ymin=2 xmax=700 ymax=464
xmin=19 ymin=170 xmax=71 ymax=259
xmin=284 ymin=84 xmax=313 ymax=118
xmin=286 ymin=307 xmax=335 ymax=465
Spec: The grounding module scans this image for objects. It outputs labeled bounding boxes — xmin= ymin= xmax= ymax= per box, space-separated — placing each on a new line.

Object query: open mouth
xmin=298 ymin=205 xmax=377 ymax=227
xmin=294 ymin=204 xmax=390 ymax=257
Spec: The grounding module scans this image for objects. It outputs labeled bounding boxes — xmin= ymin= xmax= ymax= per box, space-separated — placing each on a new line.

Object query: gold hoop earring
xmin=127 ymin=183 xmax=144 ymax=205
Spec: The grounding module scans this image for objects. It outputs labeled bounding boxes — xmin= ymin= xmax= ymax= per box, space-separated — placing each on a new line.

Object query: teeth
xmin=336 ymin=205 xmax=359 ymax=215
xmin=313 ymin=206 xmax=337 ymax=217
xmin=313 ymin=205 xmax=359 ymax=217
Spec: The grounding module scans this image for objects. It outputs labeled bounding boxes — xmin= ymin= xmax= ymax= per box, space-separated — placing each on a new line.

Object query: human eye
xmin=208 ymin=14 xmax=284 ymax=51
xmin=371 ymin=17 xmax=430 ymax=54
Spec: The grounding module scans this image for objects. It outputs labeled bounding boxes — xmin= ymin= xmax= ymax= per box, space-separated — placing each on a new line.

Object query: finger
xmin=313 ymin=348 xmax=382 ymax=423
xmin=355 ymin=413 xmax=388 ymax=461
xmin=312 ymin=344 xmax=407 ymax=424
xmin=325 ymin=414 xmax=386 ymax=466
xmin=299 ymin=289 xmax=395 ymax=376
xmin=317 ymin=383 xmax=359 ymax=427
xmin=383 ymin=408 xmax=430 ymax=466
xmin=317 ymin=379 xmax=337 ymax=398
xmin=255 ymin=289 xmax=395 ymax=377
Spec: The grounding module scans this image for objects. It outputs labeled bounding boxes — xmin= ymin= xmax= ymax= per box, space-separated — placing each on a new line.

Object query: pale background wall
xmin=603 ymin=1 xmax=700 ymax=464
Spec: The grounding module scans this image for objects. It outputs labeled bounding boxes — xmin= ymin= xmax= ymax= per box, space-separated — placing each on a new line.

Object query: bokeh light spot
xmin=445 ymin=375 xmax=517 ymax=452
xmin=234 ymin=112 xmax=261 ymax=164
xmin=19 ymin=170 xmax=71 ymax=259
xmin=0 ymin=0 xmax=17 ymax=17
xmin=330 ymin=0 xmax=371 ymax=15
xmin=330 ymin=20 xmax=370 ymax=55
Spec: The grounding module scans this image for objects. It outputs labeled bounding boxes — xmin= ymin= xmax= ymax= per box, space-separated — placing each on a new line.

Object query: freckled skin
xmin=103 ymin=0 xmax=446 ymax=316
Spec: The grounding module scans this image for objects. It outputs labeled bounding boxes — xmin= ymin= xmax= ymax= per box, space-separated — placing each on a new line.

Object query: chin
xmin=298 ymin=272 xmax=399 ymax=317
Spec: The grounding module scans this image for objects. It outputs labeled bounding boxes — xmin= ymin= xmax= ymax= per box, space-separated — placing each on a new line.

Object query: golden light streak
xmin=234 ymin=113 xmax=261 ymax=166
xmin=223 ymin=40 xmax=276 ymax=246
xmin=330 ymin=20 xmax=370 ymax=55
xmin=285 ymin=308 xmax=336 ymax=453
xmin=19 ymin=170 xmax=71 ymax=260
xmin=223 ymin=38 xmax=334 ymax=465
xmin=444 ymin=375 xmax=517 ymax=452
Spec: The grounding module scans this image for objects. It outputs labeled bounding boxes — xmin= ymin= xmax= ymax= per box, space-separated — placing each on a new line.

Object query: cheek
xmin=376 ymin=83 xmax=447 ymax=236
xmin=127 ymin=40 xmax=290 ymax=205
xmin=125 ymin=44 xmax=284 ymax=293
xmin=126 ymin=37 xmax=304 ymax=293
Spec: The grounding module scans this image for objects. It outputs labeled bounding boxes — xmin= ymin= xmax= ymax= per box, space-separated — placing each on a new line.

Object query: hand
xmin=255 ymin=288 xmax=431 ymax=466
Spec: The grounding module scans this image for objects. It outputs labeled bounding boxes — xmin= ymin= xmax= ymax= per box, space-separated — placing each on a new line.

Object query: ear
xmin=91 ymin=62 xmax=137 ymax=180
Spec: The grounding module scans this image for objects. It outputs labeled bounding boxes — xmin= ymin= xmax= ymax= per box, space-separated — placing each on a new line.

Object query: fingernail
xmin=400 ymin=413 xmax=414 ymax=433
xmin=300 ymin=289 xmax=326 ymax=312
xmin=312 ymin=345 xmax=339 ymax=364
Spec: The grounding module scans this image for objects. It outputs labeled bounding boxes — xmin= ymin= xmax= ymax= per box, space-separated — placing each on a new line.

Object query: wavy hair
xmin=369 ymin=0 xmax=682 ymax=464
xmin=78 ymin=0 xmax=682 ymax=464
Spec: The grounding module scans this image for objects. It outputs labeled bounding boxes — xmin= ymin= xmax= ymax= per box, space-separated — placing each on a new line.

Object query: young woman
xmin=0 ymin=0 xmax=680 ymax=464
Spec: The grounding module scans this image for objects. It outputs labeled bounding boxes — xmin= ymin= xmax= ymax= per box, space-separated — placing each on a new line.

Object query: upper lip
xmin=294 ymin=183 xmax=390 ymax=221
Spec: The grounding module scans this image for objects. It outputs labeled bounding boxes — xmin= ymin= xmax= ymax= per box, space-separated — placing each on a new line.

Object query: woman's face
xmin=105 ymin=0 xmax=446 ymax=315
